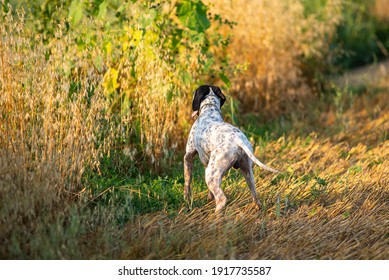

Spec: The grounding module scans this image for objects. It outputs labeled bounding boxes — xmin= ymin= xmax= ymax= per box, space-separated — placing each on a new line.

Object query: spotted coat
xmin=184 ymin=86 xmax=279 ymax=212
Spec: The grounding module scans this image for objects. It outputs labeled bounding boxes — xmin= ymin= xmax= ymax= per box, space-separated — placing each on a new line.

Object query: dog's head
xmin=192 ymin=85 xmax=226 ymax=118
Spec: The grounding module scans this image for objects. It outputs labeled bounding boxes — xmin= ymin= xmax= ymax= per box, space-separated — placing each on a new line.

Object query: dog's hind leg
xmin=205 ymin=166 xmax=226 ymax=212
xmin=205 ymin=150 xmax=234 ymax=212
xmin=239 ymin=157 xmax=261 ymax=210
xmin=184 ymin=150 xmax=197 ymax=202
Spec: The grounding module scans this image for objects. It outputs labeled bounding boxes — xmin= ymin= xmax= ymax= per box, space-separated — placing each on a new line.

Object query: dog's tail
xmin=237 ymin=139 xmax=279 ymax=173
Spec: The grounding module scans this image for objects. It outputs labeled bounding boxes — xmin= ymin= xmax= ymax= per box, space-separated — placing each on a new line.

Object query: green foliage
xmin=300 ymin=0 xmax=328 ymax=17
xmin=301 ymin=0 xmax=389 ymax=71
xmin=334 ymin=0 xmax=379 ymax=69
xmin=7 ymin=0 xmax=231 ymax=106
xmin=68 ymin=0 xmax=84 ymax=26
xmin=177 ymin=0 xmax=210 ymax=32
xmin=337 ymin=0 xmax=388 ymax=69
xmin=7 ymin=0 xmax=233 ymax=171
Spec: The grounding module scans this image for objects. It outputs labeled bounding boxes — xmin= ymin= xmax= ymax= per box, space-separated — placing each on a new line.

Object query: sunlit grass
xmin=120 ymin=94 xmax=389 ymax=259
xmin=0 ymin=1 xmax=388 ymax=259
xmin=210 ymin=0 xmax=342 ymax=116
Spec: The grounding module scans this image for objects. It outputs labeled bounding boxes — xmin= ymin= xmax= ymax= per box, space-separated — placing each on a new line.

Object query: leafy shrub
xmin=331 ymin=0 xmax=389 ymax=70
xmin=91 ymin=1 xmax=231 ymax=171
xmin=4 ymin=0 xmax=232 ymax=171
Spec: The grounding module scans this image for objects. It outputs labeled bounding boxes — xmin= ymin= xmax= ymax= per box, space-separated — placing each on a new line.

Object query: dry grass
xmin=120 ymin=90 xmax=389 ymax=259
xmin=210 ymin=0 xmax=342 ymax=115
xmin=0 ymin=3 xmax=216 ymax=257
xmin=374 ymin=0 xmax=389 ymax=22
xmin=1 ymin=2 xmax=388 ymax=260
xmin=0 ymin=8 xmax=110 ymax=257
xmin=0 ymin=10 xmax=107 ymax=182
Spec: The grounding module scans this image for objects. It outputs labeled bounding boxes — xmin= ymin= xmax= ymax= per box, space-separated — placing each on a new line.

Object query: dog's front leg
xmin=184 ymin=151 xmax=197 ymax=202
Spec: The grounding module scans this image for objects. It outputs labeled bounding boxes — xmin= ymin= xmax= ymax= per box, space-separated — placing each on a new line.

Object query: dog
xmin=184 ymin=85 xmax=279 ymax=212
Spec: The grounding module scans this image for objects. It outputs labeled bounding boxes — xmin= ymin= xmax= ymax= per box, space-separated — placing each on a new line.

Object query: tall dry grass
xmin=210 ymin=0 xmax=342 ymax=115
xmin=0 ymin=2 xmax=222 ymax=257
xmin=374 ymin=0 xmax=389 ymax=22
xmin=120 ymin=91 xmax=389 ymax=259
xmin=1 ymin=1 xmax=388 ymax=259
xmin=0 ymin=8 xmax=110 ymax=256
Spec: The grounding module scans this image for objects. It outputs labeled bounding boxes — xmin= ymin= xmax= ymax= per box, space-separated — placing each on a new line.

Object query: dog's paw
xmin=215 ymin=196 xmax=227 ymax=213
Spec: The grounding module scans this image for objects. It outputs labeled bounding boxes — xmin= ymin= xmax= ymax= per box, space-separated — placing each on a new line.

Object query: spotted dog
xmin=184 ymin=85 xmax=279 ymax=212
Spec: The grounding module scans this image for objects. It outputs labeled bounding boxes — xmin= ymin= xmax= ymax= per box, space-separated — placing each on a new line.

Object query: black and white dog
xmin=184 ymin=85 xmax=279 ymax=212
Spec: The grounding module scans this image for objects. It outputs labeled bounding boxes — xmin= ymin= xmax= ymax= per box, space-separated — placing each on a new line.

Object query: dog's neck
xmin=198 ymin=99 xmax=223 ymax=121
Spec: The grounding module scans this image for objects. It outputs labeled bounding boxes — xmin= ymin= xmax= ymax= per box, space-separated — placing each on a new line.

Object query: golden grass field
xmin=0 ymin=0 xmax=388 ymax=259
xmin=120 ymin=88 xmax=389 ymax=259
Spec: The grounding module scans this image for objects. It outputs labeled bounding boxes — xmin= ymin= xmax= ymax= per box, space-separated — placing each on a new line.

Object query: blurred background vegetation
xmin=0 ymin=0 xmax=388 ymax=259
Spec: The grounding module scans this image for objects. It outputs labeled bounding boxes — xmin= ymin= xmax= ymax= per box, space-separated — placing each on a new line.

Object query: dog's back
xmin=194 ymin=118 xmax=250 ymax=166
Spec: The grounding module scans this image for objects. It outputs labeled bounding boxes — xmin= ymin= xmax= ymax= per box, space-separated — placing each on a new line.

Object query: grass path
xmin=334 ymin=59 xmax=389 ymax=88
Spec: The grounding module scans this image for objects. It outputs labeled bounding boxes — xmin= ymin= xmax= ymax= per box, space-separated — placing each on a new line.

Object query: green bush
xmin=5 ymin=0 xmax=232 ymax=172
xmin=301 ymin=0 xmax=389 ymax=71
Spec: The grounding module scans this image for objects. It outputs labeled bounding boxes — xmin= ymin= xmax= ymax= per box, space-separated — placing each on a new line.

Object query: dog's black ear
xmin=211 ymin=86 xmax=226 ymax=108
xmin=192 ymin=85 xmax=210 ymax=112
